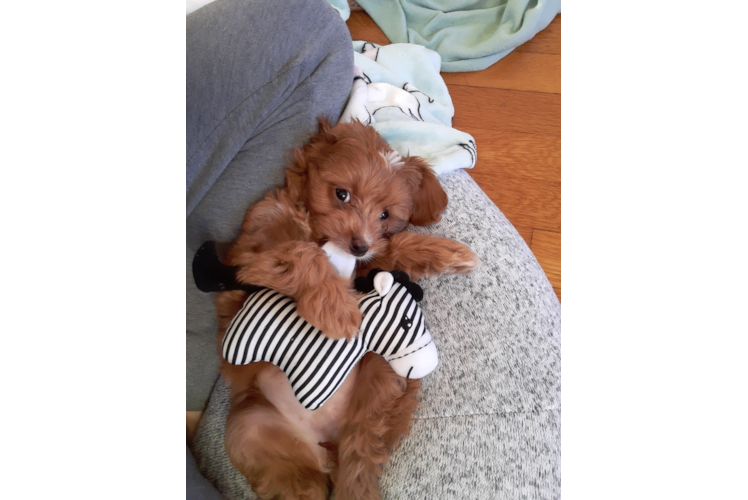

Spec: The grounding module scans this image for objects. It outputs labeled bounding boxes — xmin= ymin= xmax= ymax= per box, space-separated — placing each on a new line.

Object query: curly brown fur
xmin=356 ymin=231 xmax=480 ymax=280
xmin=224 ymin=383 xmax=333 ymax=500
xmin=216 ymin=118 xmax=477 ymax=499
xmin=333 ymin=354 xmax=421 ymax=500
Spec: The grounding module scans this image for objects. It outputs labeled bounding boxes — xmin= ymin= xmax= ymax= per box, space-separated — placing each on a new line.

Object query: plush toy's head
xmin=352 ymin=268 xmax=436 ymax=381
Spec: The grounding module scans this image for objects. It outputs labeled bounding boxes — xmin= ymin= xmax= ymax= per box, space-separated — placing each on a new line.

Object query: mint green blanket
xmin=332 ymin=0 xmax=560 ymax=72
xmin=341 ymin=41 xmax=477 ymax=176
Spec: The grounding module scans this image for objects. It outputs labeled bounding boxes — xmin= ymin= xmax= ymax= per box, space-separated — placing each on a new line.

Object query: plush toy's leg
xmin=333 ymin=353 xmax=420 ymax=500
xmin=357 ymin=231 xmax=479 ymax=280
xmin=231 ymin=240 xmax=362 ymax=340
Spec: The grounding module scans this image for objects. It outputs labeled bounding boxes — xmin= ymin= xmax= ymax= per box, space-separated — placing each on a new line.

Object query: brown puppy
xmin=216 ymin=118 xmax=478 ymax=499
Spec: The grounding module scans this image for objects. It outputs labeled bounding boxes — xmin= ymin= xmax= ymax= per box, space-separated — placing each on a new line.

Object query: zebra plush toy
xmin=193 ymin=241 xmax=439 ymax=411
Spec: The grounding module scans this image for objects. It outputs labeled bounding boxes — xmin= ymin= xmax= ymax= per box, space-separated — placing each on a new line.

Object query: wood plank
xmin=442 ymin=52 xmax=560 ymax=94
xmin=469 ymin=170 xmax=560 ymax=232
xmin=462 ymin=129 xmax=559 ymax=232
xmin=530 ymin=230 xmax=561 ymax=288
xmin=466 ymin=129 xmax=560 ymax=183
xmin=515 ymin=15 xmax=561 ymax=55
xmin=346 ymin=11 xmax=390 ymax=45
xmin=513 ymin=224 xmax=534 ymax=247
xmin=450 ymin=85 xmax=560 ymax=138
xmin=553 ymin=287 xmax=561 ymax=301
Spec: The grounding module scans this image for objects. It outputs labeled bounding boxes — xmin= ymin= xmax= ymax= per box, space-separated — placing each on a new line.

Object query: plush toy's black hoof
xmin=192 ymin=241 xmax=261 ymax=294
xmin=192 ymin=242 xmax=228 ymax=292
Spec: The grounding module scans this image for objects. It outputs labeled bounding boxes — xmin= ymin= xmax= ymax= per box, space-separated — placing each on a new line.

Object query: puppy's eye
xmin=379 ymin=210 xmax=389 ymax=221
xmin=335 ymin=188 xmax=351 ymax=203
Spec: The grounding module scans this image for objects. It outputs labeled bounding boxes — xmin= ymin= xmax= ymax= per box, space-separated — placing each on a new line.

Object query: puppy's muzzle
xmin=350 ymin=237 xmax=369 ymax=257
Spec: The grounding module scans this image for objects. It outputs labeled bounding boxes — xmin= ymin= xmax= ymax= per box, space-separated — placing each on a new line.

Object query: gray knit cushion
xmin=191 ymin=168 xmax=561 ymax=499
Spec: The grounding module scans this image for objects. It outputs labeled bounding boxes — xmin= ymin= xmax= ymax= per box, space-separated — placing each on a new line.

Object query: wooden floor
xmin=347 ymin=13 xmax=561 ymax=300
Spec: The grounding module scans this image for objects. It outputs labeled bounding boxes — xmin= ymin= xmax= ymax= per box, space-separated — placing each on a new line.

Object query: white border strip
xmin=561 ymin=208 xmax=748 ymax=234
xmin=561 ymin=149 xmax=748 ymax=172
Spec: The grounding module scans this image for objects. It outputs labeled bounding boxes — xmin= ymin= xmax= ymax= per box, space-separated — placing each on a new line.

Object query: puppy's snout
xmin=349 ymin=237 xmax=369 ymax=257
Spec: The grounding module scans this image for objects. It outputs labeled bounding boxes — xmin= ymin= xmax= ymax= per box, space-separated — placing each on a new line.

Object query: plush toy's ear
xmin=354 ymin=268 xmax=424 ymax=301
xmin=390 ymin=270 xmax=411 ymax=283
xmin=192 ymin=241 xmax=261 ymax=294
xmin=403 ymin=281 xmax=424 ymax=302
xmin=373 ymin=272 xmax=394 ymax=296
xmin=354 ymin=268 xmax=384 ymax=294
xmin=390 ymin=269 xmax=424 ymax=302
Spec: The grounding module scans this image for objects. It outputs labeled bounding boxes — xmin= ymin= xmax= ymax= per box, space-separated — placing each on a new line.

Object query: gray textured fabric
xmin=191 ymin=169 xmax=561 ymax=499
xmin=188 ymin=445 xmax=224 ymax=500
xmin=186 ymin=0 xmax=354 ymax=410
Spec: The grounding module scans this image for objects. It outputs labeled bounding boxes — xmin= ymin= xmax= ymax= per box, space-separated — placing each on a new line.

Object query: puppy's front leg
xmin=233 ymin=241 xmax=361 ymax=340
xmin=360 ymin=232 xmax=479 ymax=280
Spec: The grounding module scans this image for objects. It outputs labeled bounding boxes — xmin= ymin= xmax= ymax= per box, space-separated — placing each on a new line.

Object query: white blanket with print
xmin=341 ymin=41 xmax=476 ymax=175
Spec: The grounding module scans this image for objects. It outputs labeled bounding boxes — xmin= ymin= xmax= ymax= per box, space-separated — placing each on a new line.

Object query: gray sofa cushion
xmin=191 ymin=168 xmax=561 ymax=499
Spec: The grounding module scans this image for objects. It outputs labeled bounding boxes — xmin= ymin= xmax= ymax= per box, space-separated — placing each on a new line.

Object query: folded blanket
xmin=337 ymin=0 xmax=561 ymax=72
xmin=341 ymin=42 xmax=476 ymax=176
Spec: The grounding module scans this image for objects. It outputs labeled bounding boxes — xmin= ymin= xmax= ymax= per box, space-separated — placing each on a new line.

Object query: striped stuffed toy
xmin=193 ymin=242 xmax=439 ymax=411
xmin=222 ymin=269 xmax=437 ymax=410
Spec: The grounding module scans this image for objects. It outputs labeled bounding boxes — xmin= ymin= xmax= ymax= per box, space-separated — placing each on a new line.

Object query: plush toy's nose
xmin=350 ymin=237 xmax=369 ymax=257
xmin=385 ymin=330 xmax=438 ymax=379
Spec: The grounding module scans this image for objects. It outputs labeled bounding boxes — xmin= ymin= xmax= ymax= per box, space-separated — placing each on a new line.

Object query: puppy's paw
xmin=297 ymin=283 xmax=362 ymax=341
xmin=234 ymin=251 xmax=290 ymax=286
xmin=432 ymin=240 xmax=480 ymax=276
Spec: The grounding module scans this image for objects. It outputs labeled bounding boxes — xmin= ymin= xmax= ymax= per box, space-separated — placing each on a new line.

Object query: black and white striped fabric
xmin=221 ymin=276 xmax=433 ymax=410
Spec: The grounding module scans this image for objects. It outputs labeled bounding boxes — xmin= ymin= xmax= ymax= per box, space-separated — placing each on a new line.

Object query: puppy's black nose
xmin=350 ymin=238 xmax=369 ymax=257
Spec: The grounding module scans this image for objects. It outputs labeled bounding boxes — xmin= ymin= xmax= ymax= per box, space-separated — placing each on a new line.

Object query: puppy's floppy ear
xmin=400 ymin=155 xmax=448 ymax=226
